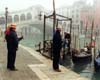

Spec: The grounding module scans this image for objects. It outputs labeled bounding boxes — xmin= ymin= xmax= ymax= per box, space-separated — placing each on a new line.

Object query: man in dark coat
xmin=5 ymin=23 xmax=23 ymax=71
xmin=53 ymin=28 xmax=62 ymax=72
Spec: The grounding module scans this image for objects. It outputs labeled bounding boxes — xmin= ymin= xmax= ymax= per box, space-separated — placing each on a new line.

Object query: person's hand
xmin=16 ymin=48 xmax=18 ymax=51
xmin=21 ymin=36 xmax=24 ymax=39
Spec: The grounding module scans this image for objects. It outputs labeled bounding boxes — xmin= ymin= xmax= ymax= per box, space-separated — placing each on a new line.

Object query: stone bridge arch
xmin=0 ymin=17 xmax=5 ymax=24
xmin=14 ymin=15 xmax=19 ymax=22
xmin=27 ymin=12 xmax=32 ymax=20
xmin=20 ymin=14 xmax=26 ymax=21
xmin=7 ymin=16 xmax=12 ymax=23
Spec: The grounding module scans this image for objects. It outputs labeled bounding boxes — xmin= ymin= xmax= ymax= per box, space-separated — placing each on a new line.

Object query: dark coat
xmin=5 ymin=28 xmax=23 ymax=69
xmin=53 ymin=30 xmax=62 ymax=52
xmin=52 ymin=30 xmax=62 ymax=70
xmin=5 ymin=29 xmax=23 ymax=50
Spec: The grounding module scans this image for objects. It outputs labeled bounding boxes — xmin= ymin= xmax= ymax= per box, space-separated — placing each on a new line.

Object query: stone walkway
xmin=0 ymin=38 xmax=41 ymax=80
xmin=0 ymin=38 xmax=90 ymax=80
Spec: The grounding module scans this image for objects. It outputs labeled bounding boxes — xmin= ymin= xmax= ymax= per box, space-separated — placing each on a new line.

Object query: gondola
xmin=94 ymin=59 xmax=100 ymax=72
xmin=72 ymin=48 xmax=92 ymax=63
xmin=94 ymin=52 xmax=100 ymax=72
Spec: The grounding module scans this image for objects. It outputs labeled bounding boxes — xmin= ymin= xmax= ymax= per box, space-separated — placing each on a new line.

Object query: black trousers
xmin=53 ymin=50 xmax=60 ymax=70
xmin=7 ymin=49 xmax=16 ymax=69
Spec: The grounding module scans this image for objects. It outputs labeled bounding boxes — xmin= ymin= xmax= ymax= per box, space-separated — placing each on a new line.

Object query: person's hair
xmin=10 ymin=23 xmax=16 ymax=29
xmin=99 ymin=53 xmax=100 ymax=57
xmin=10 ymin=27 xmax=14 ymax=30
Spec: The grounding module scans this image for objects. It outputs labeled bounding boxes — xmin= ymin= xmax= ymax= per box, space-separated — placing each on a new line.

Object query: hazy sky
xmin=0 ymin=0 xmax=93 ymax=12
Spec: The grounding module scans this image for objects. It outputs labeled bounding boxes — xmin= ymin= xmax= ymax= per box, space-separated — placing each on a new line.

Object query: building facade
xmin=94 ymin=0 xmax=100 ymax=28
xmin=56 ymin=0 xmax=88 ymax=34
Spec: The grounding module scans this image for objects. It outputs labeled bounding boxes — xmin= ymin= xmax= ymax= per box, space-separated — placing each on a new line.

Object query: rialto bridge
xmin=0 ymin=5 xmax=46 ymax=31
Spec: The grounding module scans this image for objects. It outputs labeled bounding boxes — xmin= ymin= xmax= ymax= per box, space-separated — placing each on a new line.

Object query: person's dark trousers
xmin=7 ymin=50 xmax=11 ymax=68
xmin=53 ymin=50 xmax=60 ymax=70
xmin=7 ymin=49 xmax=16 ymax=69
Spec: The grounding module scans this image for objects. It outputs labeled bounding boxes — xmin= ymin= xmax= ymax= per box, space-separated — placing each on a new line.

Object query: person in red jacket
xmin=5 ymin=23 xmax=23 ymax=71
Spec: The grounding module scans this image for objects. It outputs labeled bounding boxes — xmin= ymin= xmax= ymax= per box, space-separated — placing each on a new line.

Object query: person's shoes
xmin=10 ymin=68 xmax=18 ymax=71
xmin=54 ymin=69 xmax=61 ymax=72
xmin=7 ymin=68 xmax=18 ymax=71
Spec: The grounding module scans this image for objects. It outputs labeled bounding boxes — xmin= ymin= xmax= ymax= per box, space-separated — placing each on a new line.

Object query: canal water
xmin=19 ymin=23 xmax=100 ymax=80
xmin=20 ymin=36 xmax=100 ymax=80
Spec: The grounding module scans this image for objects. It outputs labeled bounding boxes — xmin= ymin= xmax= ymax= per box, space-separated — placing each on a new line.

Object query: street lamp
xmin=38 ymin=11 xmax=42 ymax=20
xmin=5 ymin=7 xmax=8 ymax=30
xmin=53 ymin=0 xmax=56 ymax=32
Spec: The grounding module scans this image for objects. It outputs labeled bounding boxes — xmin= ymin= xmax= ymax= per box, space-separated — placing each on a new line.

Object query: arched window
xmin=14 ymin=15 xmax=19 ymax=22
xmin=27 ymin=13 xmax=32 ymax=20
xmin=7 ymin=16 xmax=12 ymax=23
xmin=20 ymin=14 xmax=26 ymax=21
xmin=0 ymin=17 xmax=5 ymax=24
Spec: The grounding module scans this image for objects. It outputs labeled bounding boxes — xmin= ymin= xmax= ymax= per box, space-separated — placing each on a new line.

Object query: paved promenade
xmin=0 ymin=38 xmax=90 ymax=80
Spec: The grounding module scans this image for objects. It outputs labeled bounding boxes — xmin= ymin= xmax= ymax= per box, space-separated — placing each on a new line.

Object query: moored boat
xmin=72 ymin=48 xmax=92 ymax=63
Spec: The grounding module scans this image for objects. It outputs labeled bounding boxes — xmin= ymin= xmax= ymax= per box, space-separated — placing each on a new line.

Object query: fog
xmin=0 ymin=0 xmax=93 ymax=12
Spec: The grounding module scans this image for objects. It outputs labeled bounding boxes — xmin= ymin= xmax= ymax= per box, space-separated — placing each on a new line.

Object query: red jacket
xmin=5 ymin=27 xmax=10 ymax=35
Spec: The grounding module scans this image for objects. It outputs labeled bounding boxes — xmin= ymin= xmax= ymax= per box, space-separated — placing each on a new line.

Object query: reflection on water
xmin=60 ymin=54 xmax=100 ymax=80
xmin=20 ymin=34 xmax=43 ymax=49
xmin=20 ymin=23 xmax=53 ymax=49
xmin=92 ymin=72 xmax=100 ymax=80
